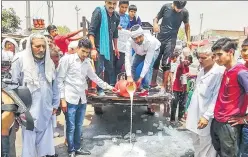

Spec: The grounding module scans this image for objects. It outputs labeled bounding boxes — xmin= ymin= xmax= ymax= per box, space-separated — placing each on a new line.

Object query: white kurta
xmin=11 ymin=54 xmax=60 ymax=157
xmin=186 ymin=63 xmax=225 ymax=157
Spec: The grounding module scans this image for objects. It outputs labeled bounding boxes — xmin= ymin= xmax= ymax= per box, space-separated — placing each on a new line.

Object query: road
xmin=15 ymin=62 xmax=199 ymax=157
xmin=15 ymin=105 xmax=195 ymax=157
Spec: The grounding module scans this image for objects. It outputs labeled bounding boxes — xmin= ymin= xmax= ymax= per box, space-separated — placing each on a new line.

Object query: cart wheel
xmin=147 ymin=107 xmax=155 ymax=115
xmin=94 ymin=106 xmax=103 ymax=115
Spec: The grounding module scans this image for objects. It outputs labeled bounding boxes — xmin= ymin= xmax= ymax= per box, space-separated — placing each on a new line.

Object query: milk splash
xmin=126 ymin=83 xmax=136 ymax=143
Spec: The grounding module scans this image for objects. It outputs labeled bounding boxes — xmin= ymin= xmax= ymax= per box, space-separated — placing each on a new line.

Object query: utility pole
xmin=75 ymin=5 xmax=81 ymax=30
xmin=25 ymin=1 xmax=31 ymax=35
xmin=197 ymin=13 xmax=204 ymax=49
xmin=47 ymin=1 xmax=52 ymax=25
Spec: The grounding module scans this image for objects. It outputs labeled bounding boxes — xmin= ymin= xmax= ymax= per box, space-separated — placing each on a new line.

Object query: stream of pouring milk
xmin=126 ymin=84 xmax=136 ymax=144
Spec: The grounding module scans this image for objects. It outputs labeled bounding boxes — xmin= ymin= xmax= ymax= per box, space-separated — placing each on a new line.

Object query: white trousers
xmin=21 ymin=119 xmax=55 ymax=157
xmin=191 ymin=132 xmax=217 ymax=157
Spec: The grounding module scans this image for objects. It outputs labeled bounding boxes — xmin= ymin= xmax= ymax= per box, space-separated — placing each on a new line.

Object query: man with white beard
xmin=11 ymin=33 xmax=59 ymax=157
xmin=186 ymin=44 xmax=225 ymax=157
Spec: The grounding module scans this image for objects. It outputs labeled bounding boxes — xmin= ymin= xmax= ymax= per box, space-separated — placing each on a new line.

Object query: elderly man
xmin=2 ymin=38 xmax=18 ymax=61
xmin=11 ymin=33 xmax=59 ymax=157
xmin=67 ymin=41 xmax=78 ymax=55
xmin=186 ymin=45 xmax=225 ymax=157
xmin=211 ymin=38 xmax=248 ymax=157
xmin=88 ymin=0 xmax=120 ymax=96
xmin=125 ymin=25 xmax=161 ymax=97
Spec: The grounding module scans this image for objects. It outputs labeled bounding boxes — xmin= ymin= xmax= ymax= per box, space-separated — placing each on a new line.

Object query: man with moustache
xmin=11 ymin=33 xmax=59 ymax=157
xmin=88 ymin=0 xmax=120 ymax=96
xmin=186 ymin=44 xmax=225 ymax=157
xmin=125 ymin=25 xmax=161 ymax=97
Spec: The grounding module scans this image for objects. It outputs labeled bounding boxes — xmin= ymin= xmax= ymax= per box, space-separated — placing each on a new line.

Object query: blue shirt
xmin=127 ymin=16 xmax=142 ymax=29
xmin=119 ymin=13 xmax=129 ymax=30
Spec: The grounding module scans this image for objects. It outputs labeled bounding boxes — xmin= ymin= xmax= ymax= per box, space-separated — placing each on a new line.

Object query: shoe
xmin=98 ymin=91 xmax=106 ymax=96
xmin=138 ymin=90 xmax=149 ymax=97
xmin=68 ymin=152 xmax=75 ymax=157
xmin=53 ymin=132 xmax=60 ymax=138
xmin=75 ymin=148 xmax=91 ymax=155
xmin=150 ymin=83 xmax=158 ymax=88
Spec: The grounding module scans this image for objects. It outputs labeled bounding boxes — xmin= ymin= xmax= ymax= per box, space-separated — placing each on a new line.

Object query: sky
xmin=2 ymin=1 xmax=248 ymax=35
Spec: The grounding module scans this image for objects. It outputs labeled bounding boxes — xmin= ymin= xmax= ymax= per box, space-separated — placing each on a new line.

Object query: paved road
xmin=15 ymin=61 xmax=199 ymax=157
xmin=16 ymin=105 xmax=194 ymax=157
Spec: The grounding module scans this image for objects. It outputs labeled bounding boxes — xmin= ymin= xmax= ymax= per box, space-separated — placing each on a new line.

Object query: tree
xmin=178 ymin=27 xmax=186 ymax=41
xmin=57 ymin=25 xmax=71 ymax=35
xmin=2 ymin=8 xmax=21 ymax=33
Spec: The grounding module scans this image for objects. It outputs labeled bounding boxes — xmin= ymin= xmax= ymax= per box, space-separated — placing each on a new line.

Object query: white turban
xmin=130 ymin=25 xmax=144 ymax=38
xmin=2 ymin=37 xmax=19 ymax=53
xmin=68 ymin=41 xmax=79 ymax=49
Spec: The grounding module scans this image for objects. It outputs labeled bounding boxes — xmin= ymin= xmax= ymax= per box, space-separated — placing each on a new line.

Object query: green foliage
xmin=178 ymin=27 xmax=186 ymax=41
xmin=57 ymin=25 xmax=71 ymax=35
xmin=2 ymin=8 xmax=21 ymax=33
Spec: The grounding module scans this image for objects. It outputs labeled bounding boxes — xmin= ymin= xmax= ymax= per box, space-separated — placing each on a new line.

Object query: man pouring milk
xmin=124 ymin=25 xmax=161 ymax=97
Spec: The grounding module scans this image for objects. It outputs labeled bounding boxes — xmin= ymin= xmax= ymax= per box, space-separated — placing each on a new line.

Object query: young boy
xmin=229 ymin=37 xmax=248 ymax=156
xmin=115 ymin=1 xmax=129 ymax=78
xmin=57 ymin=38 xmax=116 ymax=157
xmin=118 ymin=1 xmax=129 ymax=30
xmin=127 ymin=5 xmax=142 ymax=29
xmin=170 ymin=55 xmax=193 ymax=123
xmin=211 ymin=38 xmax=248 ymax=157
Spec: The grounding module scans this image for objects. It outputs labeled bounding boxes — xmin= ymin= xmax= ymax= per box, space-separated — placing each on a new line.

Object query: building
xmin=203 ymin=29 xmax=245 ymax=40
xmin=191 ymin=29 xmax=247 ymax=46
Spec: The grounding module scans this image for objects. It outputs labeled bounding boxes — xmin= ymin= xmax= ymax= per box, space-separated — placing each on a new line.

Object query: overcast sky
xmin=2 ymin=1 xmax=248 ymax=35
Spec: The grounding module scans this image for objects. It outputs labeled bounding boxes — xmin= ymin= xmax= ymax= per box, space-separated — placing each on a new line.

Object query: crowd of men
xmin=1 ymin=0 xmax=248 ymax=157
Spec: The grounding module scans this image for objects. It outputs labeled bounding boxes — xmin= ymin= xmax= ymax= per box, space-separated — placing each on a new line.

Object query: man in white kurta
xmin=186 ymin=45 xmax=225 ymax=157
xmin=11 ymin=33 xmax=59 ymax=157
xmin=125 ymin=25 xmax=161 ymax=97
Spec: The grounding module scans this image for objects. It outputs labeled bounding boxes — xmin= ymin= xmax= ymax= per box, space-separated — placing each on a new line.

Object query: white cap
xmin=182 ymin=47 xmax=191 ymax=57
xmin=68 ymin=41 xmax=79 ymax=49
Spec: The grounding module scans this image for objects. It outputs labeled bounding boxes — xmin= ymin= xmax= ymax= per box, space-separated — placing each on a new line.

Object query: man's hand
xmin=197 ymin=117 xmax=209 ymax=129
xmin=153 ymin=24 xmax=160 ymax=33
xmin=114 ymin=49 xmax=120 ymax=60
xmin=117 ymin=25 xmax=122 ymax=30
xmin=112 ymin=87 xmax=119 ymax=93
xmin=185 ymin=73 xmax=191 ymax=78
xmin=91 ymin=49 xmax=98 ymax=61
xmin=136 ymin=77 xmax=143 ymax=89
xmin=228 ymin=116 xmax=247 ymax=126
xmin=52 ymin=108 xmax=57 ymax=115
xmin=187 ymin=41 xmax=192 ymax=48
xmin=127 ymin=76 xmax=134 ymax=83
xmin=60 ymin=99 xmax=67 ymax=113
